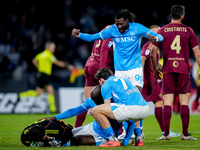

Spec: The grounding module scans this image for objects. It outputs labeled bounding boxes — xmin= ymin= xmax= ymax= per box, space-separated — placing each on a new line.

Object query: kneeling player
xmin=41 ymin=85 xmax=135 ymax=146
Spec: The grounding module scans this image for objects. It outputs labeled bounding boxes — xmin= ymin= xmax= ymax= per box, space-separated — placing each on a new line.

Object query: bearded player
xmin=151 ymin=5 xmax=200 ymax=140
xmin=141 ymin=25 xmax=180 ymax=139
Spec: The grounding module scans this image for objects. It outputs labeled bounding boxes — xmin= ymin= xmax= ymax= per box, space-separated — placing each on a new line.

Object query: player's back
xmin=85 ymin=40 xmax=102 ymax=69
xmin=102 ymin=76 xmax=147 ymax=106
xmin=158 ymin=23 xmax=198 ymax=74
xmin=36 ymin=50 xmax=56 ymax=75
xmin=85 ymin=38 xmax=113 ymax=69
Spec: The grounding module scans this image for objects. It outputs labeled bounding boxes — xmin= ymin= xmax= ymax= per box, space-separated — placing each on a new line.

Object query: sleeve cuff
xmin=155 ymin=37 xmax=158 ymax=42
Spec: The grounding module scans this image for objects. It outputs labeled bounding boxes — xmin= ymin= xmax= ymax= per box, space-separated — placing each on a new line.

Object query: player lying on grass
xmin=21 ymin=118 xmax=73 ymax=147
xmin=22 ymin=85 xmax=135 ymax=147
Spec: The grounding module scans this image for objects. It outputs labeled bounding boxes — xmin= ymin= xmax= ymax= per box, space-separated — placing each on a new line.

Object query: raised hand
xmin=146 ymin=33 xmax=158 ymax=43
xmin=72 ymin=28 xmax=80 ymax=37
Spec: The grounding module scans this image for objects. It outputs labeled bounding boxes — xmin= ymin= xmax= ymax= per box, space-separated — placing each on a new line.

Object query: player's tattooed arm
xmin=141 ymin=56 xmax=146 ymax=75
xmin=150 ymin=45 xmax=162 ymax=79
xmin=141 ymin=56 xmax=146 ymax=69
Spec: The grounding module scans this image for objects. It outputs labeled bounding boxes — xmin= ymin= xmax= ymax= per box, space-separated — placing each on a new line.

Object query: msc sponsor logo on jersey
xmin=114 ymin=36 xmax=136 ymax=43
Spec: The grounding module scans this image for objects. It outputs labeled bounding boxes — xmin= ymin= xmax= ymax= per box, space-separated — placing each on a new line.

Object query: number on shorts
xmin=113 ymin=78 xmax=128 ymax=90
xmin=171 ymin=35 xmax=181 ymax=54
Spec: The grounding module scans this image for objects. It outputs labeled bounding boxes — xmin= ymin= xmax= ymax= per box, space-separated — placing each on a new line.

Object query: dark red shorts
xmin=84 ymin=66 xmax=99 ymax=86
xmin=142 ymin=80 xmax=162 ymax=102
xmin=161 ymin=73 xmax=191 ymax=95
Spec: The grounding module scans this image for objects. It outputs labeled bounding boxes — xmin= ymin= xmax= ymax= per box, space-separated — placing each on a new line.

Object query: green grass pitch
xmin=0 ymin=113 xmax=200 ymax=150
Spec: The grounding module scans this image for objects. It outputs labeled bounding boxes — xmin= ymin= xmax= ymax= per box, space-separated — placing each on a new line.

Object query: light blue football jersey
xmin=81 ymin=97 xmax=97 ymax=110
xmin=101 ymin=76 xmax=148 ymax=106
xmin=79 ymin=22 xmax=163 ymax=71
xmin=100 ymin=23 xmax=162 ymax=71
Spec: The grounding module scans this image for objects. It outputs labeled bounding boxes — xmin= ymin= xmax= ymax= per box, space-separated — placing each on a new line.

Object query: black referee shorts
xmin=37 ymin=72 xmax=51 ymax=88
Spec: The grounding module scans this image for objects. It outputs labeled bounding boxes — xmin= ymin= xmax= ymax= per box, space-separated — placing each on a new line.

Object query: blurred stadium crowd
xmin=0 ymin=0 xmax=200 ymax=92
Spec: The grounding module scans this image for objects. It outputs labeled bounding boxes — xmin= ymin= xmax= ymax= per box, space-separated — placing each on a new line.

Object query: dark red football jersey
xmin=141 ymin=41 xmax=160 ymax=85
xmin=141 ymin=41 xmax=162 ymax=102
xmin=85 ymin=38 xmax=113 ymax=69
xmin=153 ymin=23 xmax=199 ymax=74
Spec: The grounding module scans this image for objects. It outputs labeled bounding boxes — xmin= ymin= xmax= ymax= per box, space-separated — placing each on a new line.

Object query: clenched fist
xmin=72 ymin=28 xmax=80 ymax=37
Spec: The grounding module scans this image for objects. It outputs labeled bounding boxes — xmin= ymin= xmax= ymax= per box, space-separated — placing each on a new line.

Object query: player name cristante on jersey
xmin=154 ymin=23 xmax=199 ymax=75
xmin=164 ymin=27 xmax=187 ymax=32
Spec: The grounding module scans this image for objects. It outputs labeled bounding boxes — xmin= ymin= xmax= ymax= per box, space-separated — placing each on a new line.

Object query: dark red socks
xmin=155 ymin=107 xmax=164 ymax=132
xmin=180 ymin=105 xmax=189 ymax=135
xmin=163 ymin=105 xmax=172 ymax=136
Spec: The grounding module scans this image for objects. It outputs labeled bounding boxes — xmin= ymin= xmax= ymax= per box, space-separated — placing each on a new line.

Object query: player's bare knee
xmin=91 ymin=106 xmax=98 ymax=116
xmin=92 ymin=106 xmax=104 ymax=118
xmin=154 ymin=100 xmax=163 ymax=107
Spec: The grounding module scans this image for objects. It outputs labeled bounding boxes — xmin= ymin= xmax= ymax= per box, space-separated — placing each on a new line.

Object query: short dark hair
xmin=171 ymin=5 xmax=185 ymax=20
xmin=90 ymin=85 xmax=104 ymax=105
xmin=115 ymin=9 xmax=136 ymax=22
xmin=28 ymin=125 xmax=45 ymax=141
xmin=94 ymin=68 xmax=113 ymax=80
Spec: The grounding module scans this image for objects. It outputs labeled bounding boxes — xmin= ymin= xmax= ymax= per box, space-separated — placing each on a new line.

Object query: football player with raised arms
xmin=72 ymin=9 xmax=163 ymax=92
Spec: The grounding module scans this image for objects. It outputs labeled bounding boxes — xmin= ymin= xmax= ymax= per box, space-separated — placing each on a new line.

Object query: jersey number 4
xmin=171 ymin=35 xmax=181 ymax=54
